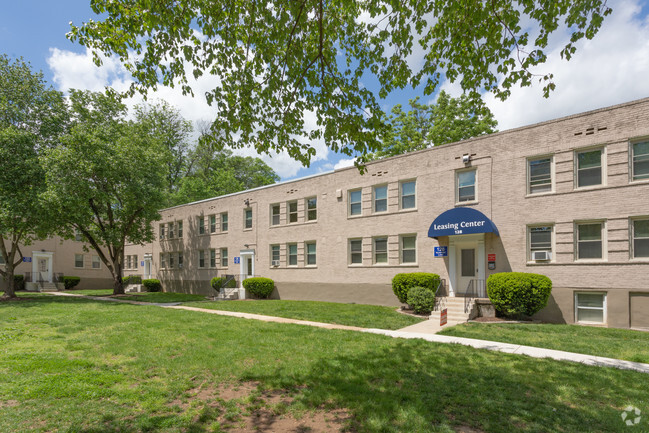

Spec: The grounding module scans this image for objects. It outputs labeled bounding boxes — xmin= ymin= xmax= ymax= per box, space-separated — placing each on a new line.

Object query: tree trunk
xmin=2 ymin=261 xmax=16 ymax=298
xmin=112 ymin=260 xmax=124 ymax=295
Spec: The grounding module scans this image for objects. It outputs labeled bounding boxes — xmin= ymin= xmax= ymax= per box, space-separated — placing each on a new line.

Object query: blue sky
xmin=2 ymin=0 xmax=649 ymax=180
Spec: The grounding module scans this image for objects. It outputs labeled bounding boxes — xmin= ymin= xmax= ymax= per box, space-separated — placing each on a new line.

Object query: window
xmin=349 ymin=239 xmax=363 ymax=264
xmin=632 ymin=219 xmax=649 ymax=258
xmin=159 ymin=224 xmax=166 ymax=240
xmin=575 ymin=292 xmax=606 ymax=324
xmin=457 ymin=169 xmax=476 ymax=202
xmin=349 ymin=189 xmax=362 ymax=216
xmin=306 ymin=197 xmax=317 ymax=221
xmin=271 ymin=204 xmax=280 ymax=226
xmin=177 ymin=221 xmax=183 ymax=238
xmin=221 ymin=212 xmax=228 ymax=232
xmin=305 ymin=242 xmax=316 ymax=265
xmin=198 ymin=250 xmax=205 ymax=268
xmin=133 ymin=255 xmax=138 ymax=269
xmin=244 ymin=209 xmax=253 ymax=229
xmin=373 ymin=185 xmax=387 ymax=212
xmin=92 ymin=255 xmax=101 ymax=269
xmin=529 ymin=225 xmax=553 ymax=261
xmin=74 ymin=254 xmax=84 ymax=268
xmin=210 ymin=215 xmax=217 ymax=233
xmin=528 ymin=157 xmax=552 ymax=194
xmin=160 ymin=253 xmax=167 ymax=269
xmin=576 ymin=222 xmax=604 ymax=260
xmin=207 ymin=249 xmax=215 ymax=268
xmin=576 ymin=148 xmax=603 ymax=188
xmin=400 ymin=180 xmax=416 ymax=209
xmin=632 ymin=140 xmax=649 ymax=181
xmin=126 ymin=255 xmax=132 ymax=270
xmin=288 ymin=201 xmax=298 ymax=223
xmin=75 ymin=229 xmax=83 ymax=242
xmin=168 ymin=252 xmax=175 ymax=269
xmin=400 ymin=235 xmax=416 ymax=264
xmin=374 ymin=237 xmax=388 ymax=264
xmin=288 ymin=243 xmax=298 ymax=266
xmin=198 ymin=216 xmax=205 ymax=235
xmin=168 ymin=222 xmax=175 ymax=239
xmin=271 ymin=245 xmax=280 ymax=265
xmin=220 ymin=248 xmax=228 ymax=267
xmin=178 ymin=252 xmax=183 ymax=268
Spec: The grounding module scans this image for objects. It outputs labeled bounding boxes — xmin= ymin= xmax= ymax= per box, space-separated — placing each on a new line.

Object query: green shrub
xmin=242 ymin=277 xmax=274 ymax=299
xmin=13 ymin=275 xmax=25 ymax=291
xmin=122 ymin=275 xmax=142 ymax=285
xmin=62 ymin=276 xmax=81 ymax=290
xmin=407 ymin=286 xmax=435 ymax=314
xmin=142 ymin=279 xmax=162 ymax=292
xmin=487 ymin=272 xmax=552 ymax=318
xmin=211 ymin=276 xmax=237 ymax=291
xmin=392 ymin=273 xmax=441 ymax=304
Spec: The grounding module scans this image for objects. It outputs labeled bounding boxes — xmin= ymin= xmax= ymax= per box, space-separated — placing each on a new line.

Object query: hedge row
xmin=242 ymin=277 xmax=274 ymax=299
xmin=392 ymin=273 xmax=441 ymax=304
xmin=143 ymin=279 xmax=162 ymax=292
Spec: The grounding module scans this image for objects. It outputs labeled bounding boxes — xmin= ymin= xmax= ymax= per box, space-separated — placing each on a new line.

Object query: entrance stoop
xmin=431 ymin=297 xmax=493 ymax=326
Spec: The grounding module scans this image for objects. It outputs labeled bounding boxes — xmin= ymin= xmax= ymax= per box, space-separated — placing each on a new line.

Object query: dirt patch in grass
xmin=170 ymin=381 xmax=353 ymax=432
xmin=0 ymin=400 xmax=18 ymax=408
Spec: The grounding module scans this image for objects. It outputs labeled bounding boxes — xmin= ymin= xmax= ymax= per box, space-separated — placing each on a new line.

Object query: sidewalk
xmin=49 ymin=292 xmax=649 ymax=374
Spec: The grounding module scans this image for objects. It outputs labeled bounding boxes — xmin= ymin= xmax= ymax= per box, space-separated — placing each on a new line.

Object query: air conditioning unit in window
xmin=271 ymin=260 xmax=280 ymax=267
xmin=532 ymin=251 xmax=552 ymax=261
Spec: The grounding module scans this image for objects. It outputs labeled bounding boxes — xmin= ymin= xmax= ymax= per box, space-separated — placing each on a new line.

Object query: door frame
xmin=239 ymin=249 xmax=256 ymax=286
xmin=448 ymin=234 xmax=485 ymax=297
xmin=31 ymin=251 xmax=54 ymax=283
xmin=143 ymin=254 xmax=152 ymax=280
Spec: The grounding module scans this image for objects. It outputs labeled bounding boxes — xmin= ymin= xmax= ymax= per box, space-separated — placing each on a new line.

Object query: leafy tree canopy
xmin=0 ymin=55 xmax=67 ymax=297
xmin=42 ymin=90 xmax=168 ymax=294
xmin=371 ymin=91 xmax=498 ymax=159
xmin=68 ymin=0 xmax=611 ymax=168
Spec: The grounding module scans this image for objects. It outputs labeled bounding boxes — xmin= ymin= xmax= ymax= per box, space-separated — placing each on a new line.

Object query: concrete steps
xmin=430 ymin=297 xmax=487 ymax=324
xmin=39 ymin=282 xmax=59 ymax=292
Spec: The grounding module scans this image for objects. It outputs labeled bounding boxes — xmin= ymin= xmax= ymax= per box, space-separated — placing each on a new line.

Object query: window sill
xmin=573 ymin=184 xmax=605 ymax=192
xmin=574 ymin=259 xmax=608 ymax=264
xmin=398 ymin=207 xmax=418 ymax=213
xmin=455 ymin=200 xmax=479 ymax=207
xmin=525 ymin=191 xmax=555 ymax=198
xmin=630 ymin=178 xmax=649 ymax=185
xmin=243 ymin=228 xmax=253 ymax=232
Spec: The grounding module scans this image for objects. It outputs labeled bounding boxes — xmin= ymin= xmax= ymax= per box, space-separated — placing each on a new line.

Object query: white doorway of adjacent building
xmin=31 ymin=251 xmax=53 ymax=283
xmin=143 ymin=254 xmax=152 ymax=280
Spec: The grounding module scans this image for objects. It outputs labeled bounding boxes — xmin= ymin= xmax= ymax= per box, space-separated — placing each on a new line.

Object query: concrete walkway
xmin=48 ymin=292 xmax=649 ymax=374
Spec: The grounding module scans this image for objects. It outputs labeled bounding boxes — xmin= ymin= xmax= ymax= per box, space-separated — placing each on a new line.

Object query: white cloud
xmin=483 ymin=0 xmax=649 ymax=131
xmin=333 ymin=157 xmax=356 ymax=170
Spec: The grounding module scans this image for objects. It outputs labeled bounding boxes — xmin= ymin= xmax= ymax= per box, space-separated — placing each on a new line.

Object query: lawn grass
xmin=63 ymin=290 xmax=208 ymax=303
xmin=182 ymin=299 xmax=425 ymax=330
xmin=438 ymin=322 xmax=649 ymax=363
xmin=1 ymin=295 xmax=647 ymax=432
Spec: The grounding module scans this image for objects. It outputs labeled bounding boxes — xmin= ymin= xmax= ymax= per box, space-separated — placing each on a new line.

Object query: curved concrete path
xmin=48 ymin=292 xmax=649 ymax=374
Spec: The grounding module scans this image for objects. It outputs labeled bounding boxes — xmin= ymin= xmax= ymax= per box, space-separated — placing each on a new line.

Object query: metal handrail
xmin=432 ymin=279 xmax=447 ymax=312
xmin=464 ymin=279 xmax=486 ymax=313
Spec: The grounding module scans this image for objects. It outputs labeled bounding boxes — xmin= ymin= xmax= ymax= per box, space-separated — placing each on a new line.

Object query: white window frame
xmin=244 ymin=208 xmax=253 ymax=230
xmin=400 ymin=235 xmax=417 ymax=264
xmin=177 ymin=221 xmax=183 ymax=238
xmin=133 ymin=255 xmax=138 ymax=269
xmin=631 ymin=217 xmax=649 ymax=259
xmin=221 ymin=212 xmax=228 ymax=232
xmin=306 ymin=197 xmax=317 ymax=221
xmin=168 ymin=252 xmax=175 ymax=269
xmin=198 ymin=216 xmax=205 ymax=235
xmin=209 ymin=214 xmax=217 ymax=233
xmin=349 ymin=238 xmax=363 ymax=265
xmin=270 ymin=244 xmax=280 ymax=265
xmin=527 ymin=155 xmax=554 ymax=195
xmin=198 ymin=250 xmax=205 ymax=269
xmin=373 ymin=185 xmax=388 ymax=213
xmin=373 ymin=237 xmax=388 ymax=265
xmin=159 ymin=224 xmax=166 ymax=240
xmin=349 ymin=189 xmax=362 ymax=216
xmin=271 ymin=204 xmax=281 ymax=226
xmin=575 ymin=292 xmax=607 ymax=324
xmin=91 ymin=255 xmax=101 ymax=269
xmin=74 ymin=254 xmax=84 ymax=268
xmin=287 ymin=200 xmax=298 ymax=224
xmin=177 ymin=252 xmax=183 ymax=269
xmin=168 ymin=222 xmax=175 ymax=239
xmin=528 ymin=224 xmax=554 ymax=262
xmin=287 ymin=243 xmax=298 ymax=266
xmin=399 ymin=180 xmax=416 ymax=210
xmin=575 ymin=221 xmax=606 ymax=261
xmin=631 ymin=139 xmax=649 ymax=182
xmin=305 ymin=241 xmax=317 ymax=266
xmin=220 ymin=248 xmax=228 ymax=267
xmin=209 ymin=249 xmax=216 ymax=268
xmin=575 ymin=146 xmax=606 ymax=189
xmin=456 ymin=168 xmax=477 ymax=204
xmin=160 ymin=253 xmax=167 ymax=269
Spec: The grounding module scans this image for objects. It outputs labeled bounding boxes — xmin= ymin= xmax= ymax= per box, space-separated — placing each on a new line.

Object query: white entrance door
xmin=239 ymin=249 xmax=256 ymax=284
xmin=448 ymin=234 xmax=485 ymax=297
xmin=143 ymin=255 xmax=152 ymax=280
xmin=31 ymin=252 xmax=53 ymax=283
xmin=456 ymin=243 xmax=477 ymax=295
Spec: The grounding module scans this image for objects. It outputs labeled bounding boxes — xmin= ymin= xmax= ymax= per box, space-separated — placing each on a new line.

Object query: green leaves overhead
xmin=69 ymin=0 xmax=611 ymax=167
